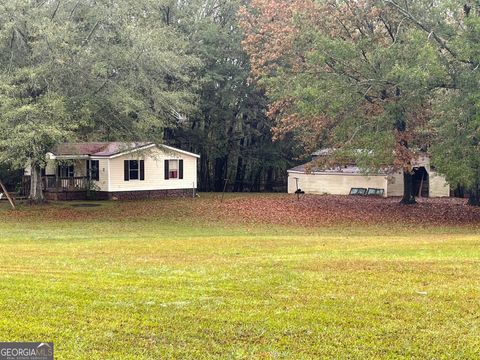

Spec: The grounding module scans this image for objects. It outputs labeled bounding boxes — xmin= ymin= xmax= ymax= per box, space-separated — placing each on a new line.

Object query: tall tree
xmin=164 ymin=0 xmax=299 ymax=192
xmin=239 ymin=0 xmax=446 ymax=203
xmin=0 ymin=0 xmax=199 ymax=202
xmin=381 ymin=0 xmax=480 ymax=204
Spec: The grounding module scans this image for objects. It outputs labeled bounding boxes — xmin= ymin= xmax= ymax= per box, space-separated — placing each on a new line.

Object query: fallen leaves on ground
xmin=199 ymin=195 xmax=480 ymax=227
xmin=2 ymin=194 xmax=480 ymax=227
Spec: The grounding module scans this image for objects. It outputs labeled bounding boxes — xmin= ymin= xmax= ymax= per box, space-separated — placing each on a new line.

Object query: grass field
xmin=0 ymin=194 xmax=479 ymax=359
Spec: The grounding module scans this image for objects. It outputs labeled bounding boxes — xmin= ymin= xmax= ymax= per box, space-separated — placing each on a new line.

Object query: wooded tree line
xmin=0 ymin=0 xmax=299 ymax=200
xmin=0 ymin=0 xmax=479 ymax=203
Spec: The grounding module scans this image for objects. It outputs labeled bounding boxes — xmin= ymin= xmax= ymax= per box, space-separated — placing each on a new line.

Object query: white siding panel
xmin=108 ymin=148 xmax=197 ymax=192
xmin=288 ymin=173 xmax=387 ymax=196
xmin=386 ymin=171 xmax=404 ymax=197
xmin=430 ymin=171 xmax=450 ymax=197
xmin=95 ymin=159 xmax=109 ymax=191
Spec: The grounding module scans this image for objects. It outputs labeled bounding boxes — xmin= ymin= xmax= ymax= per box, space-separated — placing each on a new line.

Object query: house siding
xmin=107 ymin=148 xmax=197 ymax=192
xmin=94 ymin=159 xmax=109 ymax=191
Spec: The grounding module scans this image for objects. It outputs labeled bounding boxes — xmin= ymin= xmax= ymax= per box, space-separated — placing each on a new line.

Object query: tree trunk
xmin=233 ymin=157 xmax=244 ymax=192
xmin=214 ymin=156 xmax=228 ymax=192
xmin=467 ymin=182 xmax=480 ymax=206
xmin=467 ymin=192 xmax=480 ymax=206
xmin=394 ymin=99 xmax=416 ymax=205
xmin=29 ymin=163 xmax=45 ymax=203
xmin=265 ymin=167 xmax=274 ymax=192
xmin=401 ymin=170 xmax=416 ymax=205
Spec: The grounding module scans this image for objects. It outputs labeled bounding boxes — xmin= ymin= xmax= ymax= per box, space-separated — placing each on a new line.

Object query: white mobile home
xmin=25 ymin=142 xmax=199 ymax=200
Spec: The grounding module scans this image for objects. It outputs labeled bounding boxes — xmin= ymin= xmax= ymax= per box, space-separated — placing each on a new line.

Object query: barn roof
xmin=288 ymin=162 xmax=389 ymax=176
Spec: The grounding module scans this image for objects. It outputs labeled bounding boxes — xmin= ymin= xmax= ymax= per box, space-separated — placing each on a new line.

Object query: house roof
xmin=49 ymin=142 xmax=200 ymax=159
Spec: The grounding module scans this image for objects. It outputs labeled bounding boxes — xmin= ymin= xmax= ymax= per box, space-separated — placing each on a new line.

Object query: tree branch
xmin=384 ymin=0 xmax=477 ymax=67
xmin=51 ymin=0 xmax=61 ymax=21
xmin=84 ymin=21 xmax=99 ymax=44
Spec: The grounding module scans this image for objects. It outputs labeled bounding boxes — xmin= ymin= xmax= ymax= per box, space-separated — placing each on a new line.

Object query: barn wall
xmin=386 ymin=171 xmax=404 ymax=197
xmin=287 ymin=172 xmax=388 ymax=196
xmin=387 ymin=170 xmax=450 ymax=197
xmin=288 ymin=169 xmax=450 ymax=198
xmin=429 ymin=171 xmax=450 ymax=197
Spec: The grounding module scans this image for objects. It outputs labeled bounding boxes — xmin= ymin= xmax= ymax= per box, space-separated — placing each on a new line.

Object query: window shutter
xmin=124 ymin=160 xmax=129 ymax=181
xmin=93 ymin=160 xmax=99 ymax=181
xmin=179 ymin=160 xmax=184 ymax=179
xmin=86 ymin=160 xmax=90 ymax=180
xmin=140 ymin=160 xmax=145 ymax=181
xmin=164 ymin=160 xmax=169 ymax=180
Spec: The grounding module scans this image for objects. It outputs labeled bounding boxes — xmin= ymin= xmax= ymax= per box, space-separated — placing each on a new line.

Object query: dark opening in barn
xmin=413 ymin=167 xmax=429 ymax=198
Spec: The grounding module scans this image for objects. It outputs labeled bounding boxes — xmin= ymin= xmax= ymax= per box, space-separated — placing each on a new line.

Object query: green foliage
xmin=166 ymin=0 xmax=298 ymax=191
xmin=0 ymin=0 xmax=199 ymax=171
xmin=0 ymin=0 xmax=296 ymax=193
xmin=397 ymin=0 xmax=480 ymax=194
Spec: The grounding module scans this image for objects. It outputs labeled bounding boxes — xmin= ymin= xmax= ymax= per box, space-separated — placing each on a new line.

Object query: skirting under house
xmin=44 ymin=189 xmax=195 ymax=201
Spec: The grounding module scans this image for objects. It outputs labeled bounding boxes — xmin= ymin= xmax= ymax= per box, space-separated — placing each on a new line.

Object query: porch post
xmin=88 ymin=159 xmax=92 ymax=180
xmin=56 ymin=163 xmax=60 ymax=194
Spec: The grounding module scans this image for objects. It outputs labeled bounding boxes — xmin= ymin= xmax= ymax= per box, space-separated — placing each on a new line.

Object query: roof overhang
xmin=46 ymin=152 xmax=90 ymax=160
xmin=159 ymin=144 xmax=200 ymax=159
xmin=47 ymin=143 xmax=201 ymax=160
xmin=107 ymin=143 xmax=157 ymax=158
xmin=287 ymin=170 xmax=387 ymax=176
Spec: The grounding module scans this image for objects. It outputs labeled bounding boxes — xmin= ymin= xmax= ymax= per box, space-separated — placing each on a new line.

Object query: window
xmin=129 ymin=160 xmax=139 ymax=180
xmin=124 ymin=160 xmax=145 ymax=181
xmin=58 ymin=164 xmax=74 ymax=178
xmin=367 ymin=188 xmax=385 ymax=197
xmin=164 ymin=159 xmax=184 ymax=180
xmin=87 ymin=160 xmax=100 ymax=181
xmin=349 ymin=188 xmax=367 ymax=196
xmin=169 ymin=160 xmax=178 ymax=179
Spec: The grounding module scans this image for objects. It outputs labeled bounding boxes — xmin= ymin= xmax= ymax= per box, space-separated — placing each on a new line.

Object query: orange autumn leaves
xmin=238 ymin=0 xmax=433 ymax=167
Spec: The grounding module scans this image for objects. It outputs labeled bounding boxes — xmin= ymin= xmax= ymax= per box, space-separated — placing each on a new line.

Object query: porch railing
xmin=22 ymin=176 xmax=90 ymax=194
xmin=44 ymin=176 xmax=90 ymax=192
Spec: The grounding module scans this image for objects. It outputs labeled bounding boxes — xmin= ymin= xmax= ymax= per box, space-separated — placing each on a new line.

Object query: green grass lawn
xmin=0 ymin=195 xmax=479 ymax=359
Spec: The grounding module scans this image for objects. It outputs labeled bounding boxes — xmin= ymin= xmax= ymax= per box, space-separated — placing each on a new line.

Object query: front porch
xmin=22 ymin=175 xmax=93 ymax=200
xmin=22 ymin=157 xmax=101 ymax=200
